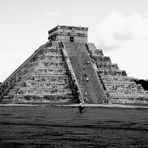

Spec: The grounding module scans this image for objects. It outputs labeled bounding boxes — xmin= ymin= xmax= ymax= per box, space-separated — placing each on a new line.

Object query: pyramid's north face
xmin=0 ymin=25 xmax=148 ymax=104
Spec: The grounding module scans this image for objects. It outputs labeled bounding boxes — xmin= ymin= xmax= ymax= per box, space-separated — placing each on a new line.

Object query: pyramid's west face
xmin=0 ymin=42 xmax=79 ymax=103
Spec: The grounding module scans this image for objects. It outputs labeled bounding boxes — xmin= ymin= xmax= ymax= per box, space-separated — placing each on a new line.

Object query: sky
xmin=0 ymin=0 xmax=148 ymax=82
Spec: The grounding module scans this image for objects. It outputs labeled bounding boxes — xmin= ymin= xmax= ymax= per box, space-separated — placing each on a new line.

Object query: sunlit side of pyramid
xmin=0 ymin=25 xmax=148 ymax=104
xmin=0 ymin=43 xmax=78 ymax=104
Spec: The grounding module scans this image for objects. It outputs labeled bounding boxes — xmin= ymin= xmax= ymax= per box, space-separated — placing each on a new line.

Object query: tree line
xmin=134 ymin=79 xmax=148 ymax=90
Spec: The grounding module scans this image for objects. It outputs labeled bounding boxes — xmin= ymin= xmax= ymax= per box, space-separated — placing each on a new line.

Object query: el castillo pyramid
xmin=0 ymin=25 xmax=148 ymax=104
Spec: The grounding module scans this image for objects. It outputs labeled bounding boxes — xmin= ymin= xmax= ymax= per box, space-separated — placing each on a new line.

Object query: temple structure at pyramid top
xmin=48 ymin=25 xmax=88 ymax=42
xmin=0 ymin=25 xmax=148 ymax=105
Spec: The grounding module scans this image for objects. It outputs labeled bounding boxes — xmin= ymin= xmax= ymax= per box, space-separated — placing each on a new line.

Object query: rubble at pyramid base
xmin=0 ymin=25 xmax=148 ymax=105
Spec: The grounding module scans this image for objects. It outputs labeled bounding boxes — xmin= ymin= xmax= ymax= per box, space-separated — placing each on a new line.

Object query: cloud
xmin=95 ymin=40 xmax=121 ymax=51
xmin=42 ymin=12 xmax=62 ymax=17
xmin=113 ymin=32 xmax=133 ymax=41
xmin=93 ymin=12 xmax=148 ymax=49
xmin=92 ymin=12 xmax=148 ymax=79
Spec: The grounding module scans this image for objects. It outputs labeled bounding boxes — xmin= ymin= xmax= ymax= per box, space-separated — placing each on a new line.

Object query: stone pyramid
xmin=0 ymin=25 xmax=147 ymax=104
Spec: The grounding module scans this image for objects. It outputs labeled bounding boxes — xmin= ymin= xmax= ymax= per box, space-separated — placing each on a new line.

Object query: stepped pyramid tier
xmin=86 ymin=43 xmax=148 ymax=104
xmin=0 ymin=25 xmax=148 ymax=104
xmin=0 ymin=42 xmax=81 ymax=104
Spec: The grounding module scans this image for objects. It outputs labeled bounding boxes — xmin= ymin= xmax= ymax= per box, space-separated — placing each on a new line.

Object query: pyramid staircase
xmin=63 ymin=42 xmax=108 ymax=103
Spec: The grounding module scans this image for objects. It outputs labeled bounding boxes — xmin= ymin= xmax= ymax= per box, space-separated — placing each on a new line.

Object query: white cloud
xmin=42 ymin=12 xmax=62 ymax=17
xmin=92 ymin=12 xmax=148 ymax=79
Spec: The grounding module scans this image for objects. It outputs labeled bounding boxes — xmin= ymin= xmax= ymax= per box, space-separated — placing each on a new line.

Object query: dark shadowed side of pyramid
xmin=0 ymin=25 xmax=148 ymax=105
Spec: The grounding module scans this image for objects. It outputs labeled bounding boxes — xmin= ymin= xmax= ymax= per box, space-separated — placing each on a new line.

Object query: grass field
xmin=0 ymin=105 xmax=148 ymax=147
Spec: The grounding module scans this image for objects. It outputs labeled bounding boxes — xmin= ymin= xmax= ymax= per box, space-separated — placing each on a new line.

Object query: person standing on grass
xmin=78 ymin=103 xmax=84 ymax=113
